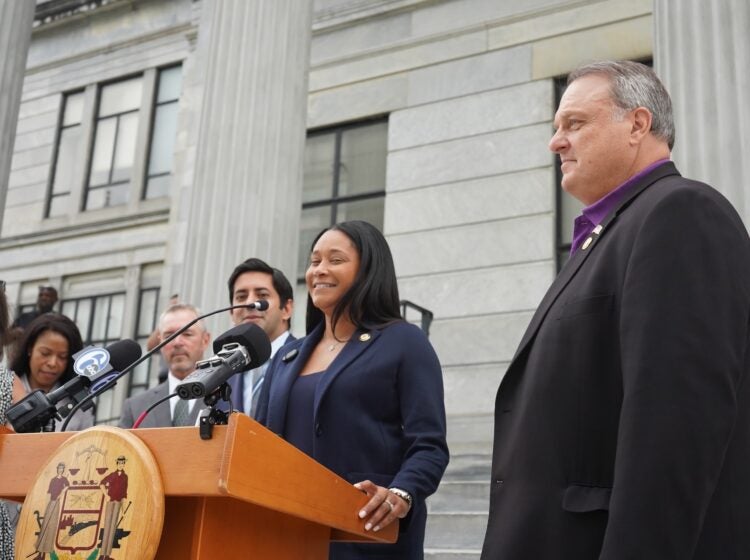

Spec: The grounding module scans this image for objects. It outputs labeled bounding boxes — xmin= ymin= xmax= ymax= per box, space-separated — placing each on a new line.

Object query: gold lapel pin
xmin=582 ymin=237 xmax=593 ymax=250
xmin=359 ymin=333 xmax=371 ymax=342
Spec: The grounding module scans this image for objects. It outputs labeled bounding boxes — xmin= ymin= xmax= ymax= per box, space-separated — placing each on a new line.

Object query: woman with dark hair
xmin=257 ymin=220 xmax=449 ymax=559
xmin=10 ymin=313 xmax=92 ymax=432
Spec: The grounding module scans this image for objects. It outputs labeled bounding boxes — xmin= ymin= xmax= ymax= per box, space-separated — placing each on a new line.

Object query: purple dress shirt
xmin=570 ymin=159 xmax=671 ymax=254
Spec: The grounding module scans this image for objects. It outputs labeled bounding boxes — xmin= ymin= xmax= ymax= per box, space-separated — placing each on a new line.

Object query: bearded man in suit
xmin=119 ymin=304 xmax=210 ymax=428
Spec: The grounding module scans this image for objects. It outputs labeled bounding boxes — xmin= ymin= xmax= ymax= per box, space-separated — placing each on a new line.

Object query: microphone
xmin=7 ymin=339 xmax=142 ymax=433
xmin=176 ymin=323 xmax=271 ymax=399
xmin=58 ymin=301 xmax=272 ymax=431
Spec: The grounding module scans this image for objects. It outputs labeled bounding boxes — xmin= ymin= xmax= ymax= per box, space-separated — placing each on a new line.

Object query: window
xmin=298 ymin=119 xmax=388 ymax=274
xmin=47 ymin=91 xmax=84 ymax=217
xmin=144 ymin=65 xmax=182 ymax=199
xmin=61 ymin=292 xmax=126 ymax=424
xmin=128 ymin=286 xmax=161 ymax=396
xmin=85 ymin=76 xmax=143 ymax=210
xmin=46 ymin=63 xmax=183 ymax=216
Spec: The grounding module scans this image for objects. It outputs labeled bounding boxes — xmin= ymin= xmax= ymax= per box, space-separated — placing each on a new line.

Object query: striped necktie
xmin=173 ymin=398 xmax=191 ymax=426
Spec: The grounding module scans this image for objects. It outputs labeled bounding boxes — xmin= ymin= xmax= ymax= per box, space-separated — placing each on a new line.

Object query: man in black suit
xmin=481 ymin=60 xmax=750 ymax=559
xmin=119 ymin=303 xmax=211 ymax=428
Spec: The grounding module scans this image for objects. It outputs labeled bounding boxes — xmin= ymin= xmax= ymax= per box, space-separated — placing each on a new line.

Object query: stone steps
xmin=423 ymin=451 xmax=491 ymax=558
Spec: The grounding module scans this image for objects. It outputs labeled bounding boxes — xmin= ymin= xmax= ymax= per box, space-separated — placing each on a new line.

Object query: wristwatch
xmin=388 ymin=487 xmax=413 ymax=509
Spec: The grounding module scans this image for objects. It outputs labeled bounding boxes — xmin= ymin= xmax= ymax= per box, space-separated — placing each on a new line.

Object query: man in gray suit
xmin=119 ymin=303 xmax=211 ymax=428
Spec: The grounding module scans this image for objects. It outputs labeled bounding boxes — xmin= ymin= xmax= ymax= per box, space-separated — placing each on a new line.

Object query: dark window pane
xmin=76 ymin=299 xmax=92 ymax=337
xmin=147 ymin=102 xmax=178 ymax=176
xmin=559 ymin=191 xmax=584 ymax=246
xmin=60 ymin=300 xmax=77 ymax=320
xmin=99 ymin=77 xmax=142 ymax=117
xmin=108 ymin=294 xmax=125 ymax=339
xmin=97 ymin=389 xmax=114 ymax=421
xmin=63 ymin=92 xmax=84 ymax=126
xmin=157 ymin=66 xmax=182 ymax=103
xmin=111 ymin=112 xmax=138 ymax=183
xmin=86 ymin=183 xmax=130 ymax=210
xmin=298 ymin=206 xmax=331 ymax=274
xmin=89 ymin=117 xmax=117 ymax=186
xmin=145 ymin=175 xmax=170 ymax=199
xmin=48 ymin=195 xmax=71 ymax=217
xmin=51 ymin=126 xmax=81 ymax=195
xmin=303 ymin=133 xmax=335 ymax=203
xmin=338 ymin=122 xmax=387 ymax=197
xmin=130 ymin=360 xmax=150 ymax=386
xmin=137 ymin=289 xmax=158 ymax=335
xmin=337 ymin=197 xmax=385 ymax=230
xmin=90 ymin=297 xmax=108 ymax=341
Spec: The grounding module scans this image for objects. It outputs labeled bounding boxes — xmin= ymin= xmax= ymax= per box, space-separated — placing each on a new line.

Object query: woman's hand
xmin=354 ymin=480 xmax=410 ymax=532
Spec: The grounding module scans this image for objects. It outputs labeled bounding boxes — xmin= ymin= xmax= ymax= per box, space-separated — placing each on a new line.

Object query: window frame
xmin=299 ymin=117 xmax=388 ymax=280
xmin=45 ymin=89 xmax=85 ymax=218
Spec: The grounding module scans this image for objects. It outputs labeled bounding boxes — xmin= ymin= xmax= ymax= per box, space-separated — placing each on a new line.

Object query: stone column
xmin=165 ymin=0 xmax=312 ymax=331
xmin=654 ymin=0 xmax=750 ymax=222
xmin=0 ymin=0 xmax=34 ymax=234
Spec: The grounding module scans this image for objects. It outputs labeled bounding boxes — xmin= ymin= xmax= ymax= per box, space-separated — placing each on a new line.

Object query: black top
xmin=282 ymin=371 xmax=323 ymax=457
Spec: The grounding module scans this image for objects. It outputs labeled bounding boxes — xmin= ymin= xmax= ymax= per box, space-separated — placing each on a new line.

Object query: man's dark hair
xmin=227 ymin=257 xmax=293 ymax=311
xmin=305 ymin=220 xmax=402 ymax=335
xmin=10 ymin=313 xmax=84 ymax=385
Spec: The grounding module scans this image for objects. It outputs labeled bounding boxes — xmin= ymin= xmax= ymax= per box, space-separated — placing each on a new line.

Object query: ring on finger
xmin=383 ymin=500 xmax=394 ymax=512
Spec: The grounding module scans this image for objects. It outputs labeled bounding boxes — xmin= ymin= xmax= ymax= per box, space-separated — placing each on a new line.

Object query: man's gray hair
xmin=159 ymin=303 xmax=206 ymax=332
xmin=568 ymin=60 xmax=675 ymax=150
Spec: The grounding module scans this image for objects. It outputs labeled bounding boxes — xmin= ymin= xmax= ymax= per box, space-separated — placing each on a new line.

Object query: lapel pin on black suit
xmin=581 ymin=224 xmax=604 ymax=251
xmin=282 ymin=349 xmax=299 ymax=362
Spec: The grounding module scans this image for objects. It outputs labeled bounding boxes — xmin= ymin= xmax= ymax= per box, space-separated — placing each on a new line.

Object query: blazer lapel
xmin=510 ymin=162 xmax=681 ymax=364
xmin=150 ymin=384 xmax=173 ymax=428
xmin=266 ymin=325 xmax=322 ymax=434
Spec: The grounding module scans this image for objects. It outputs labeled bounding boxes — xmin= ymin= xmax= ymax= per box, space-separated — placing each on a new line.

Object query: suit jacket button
xmin=315 ymin=423 xmax=322 ymax=436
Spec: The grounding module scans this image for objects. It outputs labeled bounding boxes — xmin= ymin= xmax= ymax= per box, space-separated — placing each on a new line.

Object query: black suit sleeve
xmin=600 ymin=186 xmax=750 ymax=558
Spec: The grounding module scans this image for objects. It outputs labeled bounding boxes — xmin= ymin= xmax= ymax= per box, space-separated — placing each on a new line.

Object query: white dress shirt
xmin=242 ymin=330 xmax=290 ymax=416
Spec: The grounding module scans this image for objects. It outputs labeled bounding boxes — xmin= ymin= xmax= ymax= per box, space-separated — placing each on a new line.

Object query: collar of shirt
xmin=570 ymin=159 xmax=671 ymax=254
xmin=243 ymin=330 xmax=291 ymax=414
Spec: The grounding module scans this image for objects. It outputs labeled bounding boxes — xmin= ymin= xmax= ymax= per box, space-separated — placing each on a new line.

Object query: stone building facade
xmin=1 ymin=1 xmax=747 ymax=556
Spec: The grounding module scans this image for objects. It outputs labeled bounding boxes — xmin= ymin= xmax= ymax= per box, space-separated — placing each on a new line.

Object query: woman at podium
xmin=257 ymin=220 xmax=449 ymax=559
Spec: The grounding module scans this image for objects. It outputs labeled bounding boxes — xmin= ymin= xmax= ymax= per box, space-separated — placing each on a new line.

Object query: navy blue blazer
xmin=256 ymin=321 xmax=449 ymax=560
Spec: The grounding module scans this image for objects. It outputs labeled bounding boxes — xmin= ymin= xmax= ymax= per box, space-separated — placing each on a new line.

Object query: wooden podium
xmin=0 ymin=414 xmax=396 ymax=558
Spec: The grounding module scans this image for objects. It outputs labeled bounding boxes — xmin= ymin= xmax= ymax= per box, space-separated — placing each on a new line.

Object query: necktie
xmin=173 ymin=398 xmax=191 ymax=426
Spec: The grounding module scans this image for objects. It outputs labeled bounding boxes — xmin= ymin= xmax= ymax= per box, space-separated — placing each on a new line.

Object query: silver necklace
xmin=326 ymin=339 xmax=349 ymax=352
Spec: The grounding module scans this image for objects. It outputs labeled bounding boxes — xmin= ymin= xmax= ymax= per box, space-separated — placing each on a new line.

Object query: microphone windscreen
xmin=212 ymin=323 xmax=271 ymax=366
xmin=106 ymin=339 xmax=143 ymax=371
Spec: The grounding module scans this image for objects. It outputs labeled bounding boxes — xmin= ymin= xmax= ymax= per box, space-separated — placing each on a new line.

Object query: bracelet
xmin=388 ymin=487 xmax=413 ymax=510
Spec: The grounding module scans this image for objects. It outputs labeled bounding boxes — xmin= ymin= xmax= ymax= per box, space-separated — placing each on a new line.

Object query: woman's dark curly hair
xmin=10 ymin=313 xmax=84 ymax=385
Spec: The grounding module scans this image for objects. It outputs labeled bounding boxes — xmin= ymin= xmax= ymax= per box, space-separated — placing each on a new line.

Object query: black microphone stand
xmin=59 ymin=303 xmax=262 ymax=432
